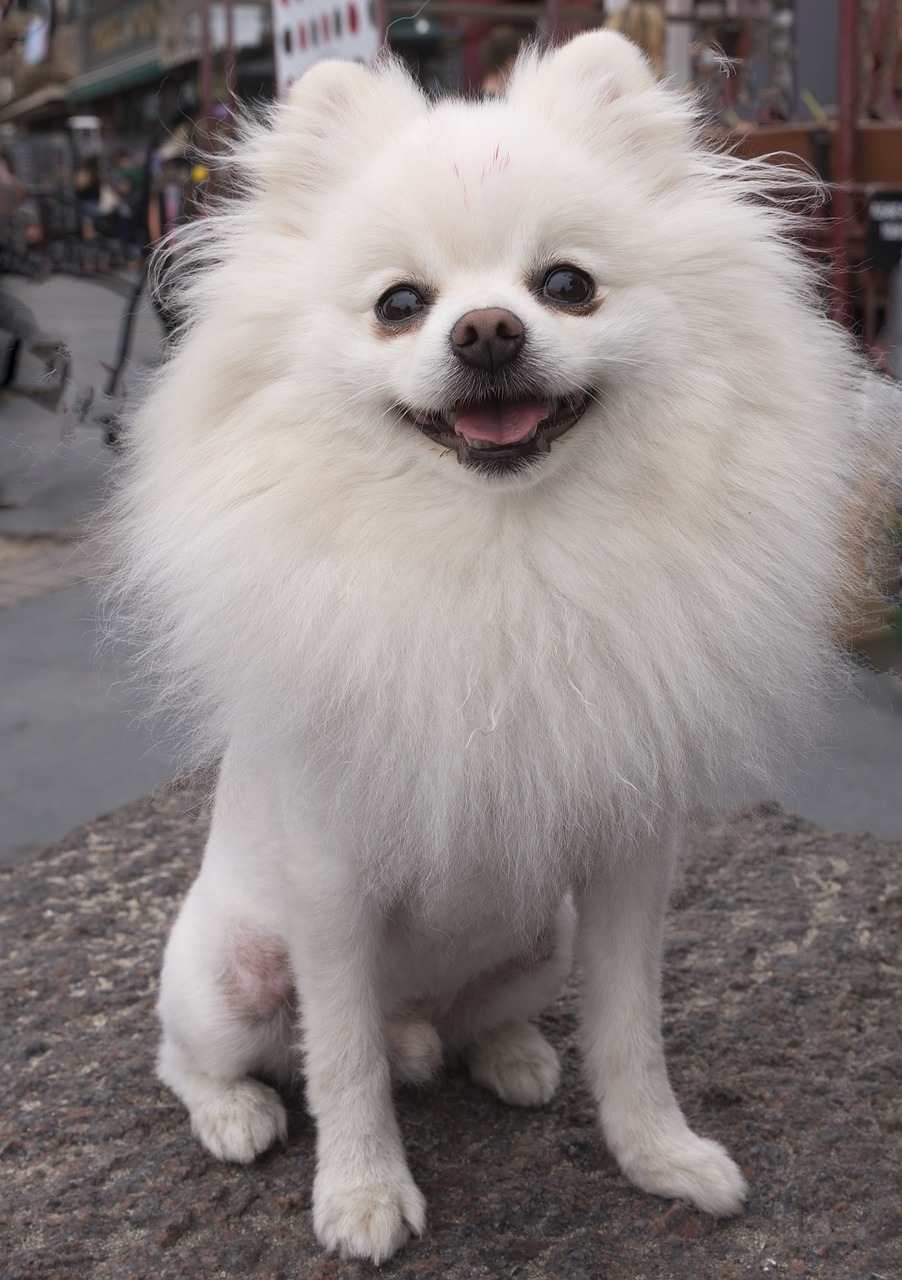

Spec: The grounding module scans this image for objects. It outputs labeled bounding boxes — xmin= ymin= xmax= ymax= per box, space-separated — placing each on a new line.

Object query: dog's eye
xmin=541 ymin=267 xmax=595 ymax=308
xmin=376 ymin=286 xmax=427 ymax=325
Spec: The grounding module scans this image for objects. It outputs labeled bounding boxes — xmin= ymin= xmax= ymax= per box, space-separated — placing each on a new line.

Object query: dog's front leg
xmin=286 ymin=856 xmax=425 ymax=1264
xmin=577 ymin=831 xmax=747 ymax=1216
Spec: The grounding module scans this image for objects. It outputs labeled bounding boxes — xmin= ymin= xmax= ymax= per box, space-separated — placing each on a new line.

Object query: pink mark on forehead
xmin=451 ymin=159 xmax=470 ymax=209
xmin=447 ymin=139 xmax=514 ymax=210
xmin=480 ymin=143 xmax=512 ymax=184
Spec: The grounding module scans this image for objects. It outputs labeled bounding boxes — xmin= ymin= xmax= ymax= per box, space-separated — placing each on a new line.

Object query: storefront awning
xmin=0 ymin=82 xmax=69 ymax=124
xmin=67 ymin=51 xmax=163 ymax=103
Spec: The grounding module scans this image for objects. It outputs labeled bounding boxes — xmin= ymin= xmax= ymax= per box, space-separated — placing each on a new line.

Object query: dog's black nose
xmin=450 ymin=308 xmax=525 ymax=373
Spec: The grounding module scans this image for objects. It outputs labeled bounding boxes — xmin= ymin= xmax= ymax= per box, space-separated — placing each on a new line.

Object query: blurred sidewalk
xmin=0 ymin=270 xmax=157 ymax=529
xmin=780 ymin=663 xmax=902 ymax=835
xmin=0 ymin=272 xmax=900 ymax=867
xmin=0 ymin=272 xmax=177 ymax=865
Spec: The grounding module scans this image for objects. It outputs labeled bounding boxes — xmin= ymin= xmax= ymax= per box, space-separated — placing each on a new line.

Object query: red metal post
xmin=225 ymin=0 xmax=237 ymax=115
xmin=375 ymin=0 xmax=390 ymax=47
xmin=545 ymin=0 xmax=562 ymax=44
xmin=201 ymin=0 xmax=215 ymax=139
xmin=831 ymin=0 xmax=859 ymax=325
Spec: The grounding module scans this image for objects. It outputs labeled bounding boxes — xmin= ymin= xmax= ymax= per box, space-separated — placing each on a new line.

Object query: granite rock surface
xmin=1 ymin=781 xmax=899 ymax=1280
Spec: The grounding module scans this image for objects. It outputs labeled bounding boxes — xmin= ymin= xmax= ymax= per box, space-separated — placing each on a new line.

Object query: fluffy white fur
xmin=106 ymin=33 xmax=896 ymax=1264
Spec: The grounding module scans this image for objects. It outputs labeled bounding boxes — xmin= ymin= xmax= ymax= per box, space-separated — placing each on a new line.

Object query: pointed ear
xmin=520 ymin=30 xmax=658 ymax=101
xmin=258 ymin=57 xmax=427 ymax=214
xmin=507 ymin=32 xmax=690 ymax=167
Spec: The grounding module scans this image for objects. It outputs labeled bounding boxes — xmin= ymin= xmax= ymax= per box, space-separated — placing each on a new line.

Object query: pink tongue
xmin=454 ymin=399 xmax=547 ymax=445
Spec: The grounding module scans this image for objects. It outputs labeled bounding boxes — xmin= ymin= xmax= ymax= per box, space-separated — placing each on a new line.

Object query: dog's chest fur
xmin=268 ymin=504 xmax=815 ymax=914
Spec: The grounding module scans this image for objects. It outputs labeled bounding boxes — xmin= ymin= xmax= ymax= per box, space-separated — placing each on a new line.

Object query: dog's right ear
xmin=258 ymin=58 xmax=426 ymax=216
xmin=507 ymin=32 xmax=690 ymax=171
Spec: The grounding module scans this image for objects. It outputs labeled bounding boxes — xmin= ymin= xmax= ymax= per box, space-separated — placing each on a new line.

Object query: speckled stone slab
xmin=1 ymin=781 xmax=899 ymax=1280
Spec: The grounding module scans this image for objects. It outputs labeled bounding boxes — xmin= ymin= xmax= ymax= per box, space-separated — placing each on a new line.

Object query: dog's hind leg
xmin=442 ymin=898 xmax=576 ymax=1107
xmin=156 ymin=874 xmax=294 ymax=1163
xmin=577 ymin=828 xmax=748 ymax=1217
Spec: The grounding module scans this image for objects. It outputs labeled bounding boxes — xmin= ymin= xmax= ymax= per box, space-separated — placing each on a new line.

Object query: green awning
xmin=0 ymin=83 xmax=68 ymax=123
xmin=68 ymin=58 xmax=163 ymax=103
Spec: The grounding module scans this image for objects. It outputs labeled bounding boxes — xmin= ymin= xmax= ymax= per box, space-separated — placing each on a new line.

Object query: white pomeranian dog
xmin=108 ymin=32 xmax=896 ymax=1265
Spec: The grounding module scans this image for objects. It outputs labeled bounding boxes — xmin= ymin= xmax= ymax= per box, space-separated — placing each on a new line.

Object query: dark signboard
xmin=83 ymin=0 xmax=159 ymax=75
xmin=867 ymin=192 xmax=902 ymax=271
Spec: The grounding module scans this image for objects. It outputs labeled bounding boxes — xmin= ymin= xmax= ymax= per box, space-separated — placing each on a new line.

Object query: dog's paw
xmin=313 ymin=1168 xmax=427 ymax=1264
xmin=617 ymin=1128 xmax=747 ymax=1217
xmin=191 ymin=1077 xmax=288 ymax=1163
xmin=467 ymin=1021 xmax=561 ymax=1107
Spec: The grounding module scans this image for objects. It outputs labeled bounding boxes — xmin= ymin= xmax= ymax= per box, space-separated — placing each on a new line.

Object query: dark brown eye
xmin=376 ymin=286 xmax=427 ymax=325
xmin=541 ymin=267 xmax=595 ymax=308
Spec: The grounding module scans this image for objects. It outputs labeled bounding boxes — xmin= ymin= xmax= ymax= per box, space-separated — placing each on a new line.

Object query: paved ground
xmin=0 ymin=271 xmax=900 ymax=868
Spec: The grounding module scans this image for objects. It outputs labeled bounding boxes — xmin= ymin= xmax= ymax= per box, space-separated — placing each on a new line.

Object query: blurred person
xmin=72 ymin=155 xmax=102 ymax=238
xmin=110 ymin=148 xmax=146 ymax=246
xmin=479 ymin=26 xmax=526 ymax=96
xmin=604 ymin=2 xmax=665 ymax=79
xmin=0 ymin=147 xmax=63 ymax=411
xmin=74 ymin=154 xmax=123 ymax=245
xmin=0 ymin=147 xmax=43 ymax=254
xmin=0 ymin=147 xmax=25 ymax=211
xmin=861 ymin=0 xmax=902 ymax=120
xmin=690 ymin=26 xmax=735 ymax=120
xmin=113 ymin=149 xmax=143 ymax=200
xmin=145 ymin=112 xmax=207 ymax=340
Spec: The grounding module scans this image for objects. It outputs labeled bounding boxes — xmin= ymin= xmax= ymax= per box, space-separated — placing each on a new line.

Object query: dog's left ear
xmin=258 ymin=57 xmax=427 ymax=217
xmin=507 ymin=32 xmax=690 ymax=166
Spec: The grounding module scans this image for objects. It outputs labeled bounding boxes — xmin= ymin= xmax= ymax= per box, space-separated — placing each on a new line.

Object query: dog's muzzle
xmin=401 ymin=307 xmax=592 ymax=474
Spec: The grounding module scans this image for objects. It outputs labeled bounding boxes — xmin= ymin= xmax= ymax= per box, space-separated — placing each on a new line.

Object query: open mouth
xmin=402 ymin=392 xmax=592 ymax=472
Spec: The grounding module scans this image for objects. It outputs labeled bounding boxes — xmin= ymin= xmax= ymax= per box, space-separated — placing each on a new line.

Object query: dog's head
xmin=231 ymin=33 xmax=706 ymax=489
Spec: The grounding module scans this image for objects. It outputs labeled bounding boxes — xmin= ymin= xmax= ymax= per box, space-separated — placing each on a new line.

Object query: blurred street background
xmin=1 ymin=0 xmax=901 ymax=865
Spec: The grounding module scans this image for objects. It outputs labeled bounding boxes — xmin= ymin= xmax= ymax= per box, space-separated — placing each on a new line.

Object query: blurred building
xmin=0 ymin=1 xmax=275 ymax=145
xmin=0 ymin=3 xmax=898 ymax=162
xmin=375 ymin=0 xmax=854 ymax=107
xmin=0 ymin=0 xmax=79 ymax=127
xmin=0 ymin=1 xmax=900 ymax=359
xmin=69 ymin=0 xmax=273 ymax=141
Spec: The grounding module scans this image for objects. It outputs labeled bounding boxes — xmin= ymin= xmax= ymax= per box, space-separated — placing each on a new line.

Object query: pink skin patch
xmin=229 ymin=929 xmax=295 ymax=1024
xmin=454 ymin=399 xmax=547 ymax=445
